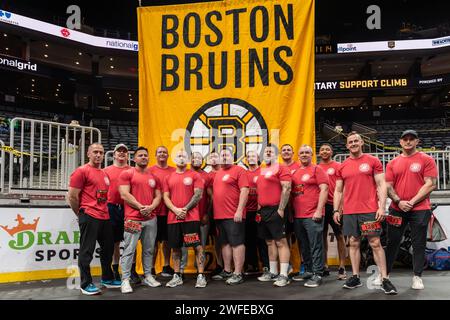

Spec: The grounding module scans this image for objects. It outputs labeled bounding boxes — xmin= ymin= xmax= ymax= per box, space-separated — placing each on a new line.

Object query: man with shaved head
xmin=68 ymin=143 xmax=121 ymax=295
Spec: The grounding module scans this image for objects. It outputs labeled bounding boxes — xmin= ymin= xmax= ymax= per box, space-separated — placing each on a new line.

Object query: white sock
xmin=280 ymin=263 xmax=289 ymax=277
xmin=269 ymin=261 xmax=278 ymax=275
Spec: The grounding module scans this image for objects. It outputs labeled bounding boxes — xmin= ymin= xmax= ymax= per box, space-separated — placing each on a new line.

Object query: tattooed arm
xmin=278 ymin=181 xmax=292 ymax=217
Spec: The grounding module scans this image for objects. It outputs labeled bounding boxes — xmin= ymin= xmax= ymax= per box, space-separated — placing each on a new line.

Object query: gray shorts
xmin=343 ymin=213 xmax=381 ymax=238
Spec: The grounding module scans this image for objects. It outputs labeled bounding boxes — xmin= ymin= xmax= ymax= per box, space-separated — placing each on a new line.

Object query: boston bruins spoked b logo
xmin=185 ymin=98 xmax=268 ymax=166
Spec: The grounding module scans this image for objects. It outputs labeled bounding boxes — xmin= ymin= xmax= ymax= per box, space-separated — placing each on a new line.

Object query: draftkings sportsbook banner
xmin=138 ymin=0 xmax=315 ymax=165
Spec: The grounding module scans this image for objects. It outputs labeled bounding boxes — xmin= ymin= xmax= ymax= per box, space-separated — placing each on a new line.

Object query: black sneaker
xmin=212 ymin=270 xmax=233 ymax=281
xmin=381 ymin=278 xmax=398 ymax=295
xmin=343 ymin=275 xmax=362 ymax=289
xmin=211 ymin=266 xmax=223 ymax=276
xmin=130 ymin=271 xmax=142 ymax=285
xmin=161 ymin=265 xmax=175 ymax=278
xmin=151 ymin=268 xmax=156 ymax=276
xmin=322 ymin=268 xmax=330 ymax=277
xmin=337 ymin=268 xmax=347 ymax=280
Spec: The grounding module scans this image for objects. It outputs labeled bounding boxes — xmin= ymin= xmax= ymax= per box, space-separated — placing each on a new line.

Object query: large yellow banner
xmin=138 ymin=0 xmax=315 ymax=164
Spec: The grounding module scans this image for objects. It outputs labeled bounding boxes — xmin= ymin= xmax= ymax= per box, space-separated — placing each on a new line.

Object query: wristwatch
xmin=393 ymin=198 xmax=401 ymax=205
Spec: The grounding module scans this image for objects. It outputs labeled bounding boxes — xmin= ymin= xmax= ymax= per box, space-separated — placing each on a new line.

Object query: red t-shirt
xmin=163 ymin=170 xmax=204 ymax=224
xmin=385 ymin=152 xmax=437 ymax=211
xmin=193 ymin=169 xmax=211 ymax=219
xmin=246 ymin=167 xmax=261 ymax=212
xmin=69 ymin=164 xmax=110 ymax=220
xmin=318 ymin=161 xmax=341 ymax=204
xmin=292 ymin=164 xmax=329 ymax=218
xmin=336 ymin=154 xmax=384 ymax=215
xmin=256 ymin=163 xmax=292 ymax=207
xmin=118 ymin=168 xmax=160 ymax=221
xmin=103 ymin=164 xmax=130 ymax=205
xmin=213 ymin=165 xmax=249 ymax=219
xmin=149 ymin=165 xmax=176 ymax=216
xmin=283 ymin=161 xmax=301 ymax=175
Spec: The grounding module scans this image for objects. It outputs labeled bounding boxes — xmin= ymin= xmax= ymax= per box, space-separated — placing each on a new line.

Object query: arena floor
xmin=1 ymin=268 xmax=449 ymax=300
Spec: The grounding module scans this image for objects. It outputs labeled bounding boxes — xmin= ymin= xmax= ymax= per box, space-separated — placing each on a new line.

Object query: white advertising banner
xmin=338 ymin=35 xmax=450 ymax=54
xmin=427 ymin=205 xmax=450 ymax=250
xmin=0 ymin=8 xmax=138 ymax=52
xmin=0 ymin=207 xmax=100 ymax=274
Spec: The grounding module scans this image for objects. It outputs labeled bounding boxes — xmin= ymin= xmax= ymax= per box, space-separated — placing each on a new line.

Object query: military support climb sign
xmin=138 ymin=0 xmax=315 ymax=165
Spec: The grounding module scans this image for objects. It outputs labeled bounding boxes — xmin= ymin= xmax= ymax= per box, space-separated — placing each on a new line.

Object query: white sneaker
xmin=273 ymin=275 xmax=290 ymax=287
xmin=412 ymin=276 xmax=424 ymax=290
xmin=257 ymin=269 xmax=279 ymax=282
xmin=195 ymin=274 xmax=207 ymax=288
xmin=121 ymin=279 xmax=133 ymax=294
xmin=372 ymin=274 xmax=382 ymax=286
xmin=143 ymin=275 xmax=161 ymax=288
xmin=166 ymin=274 xmax=183 ymax=288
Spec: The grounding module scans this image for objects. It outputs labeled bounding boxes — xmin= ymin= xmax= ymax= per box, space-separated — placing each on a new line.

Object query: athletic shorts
xmin=343 ymin=213 xmax=381 ymax=238
xmin=108 ymin=203 xmax=124 ymax=242
xmin=216 ymin=219 xmax=246 ymax=246
xmin=167 ymin=221 xmax=201 ymax=249
xmin=156 ymin=215 xmax=168 ymax=242
xmin=258 ymin=205 xmax=287 ymax=241
xmin=324 ymin=203 xmax=342 ymax=237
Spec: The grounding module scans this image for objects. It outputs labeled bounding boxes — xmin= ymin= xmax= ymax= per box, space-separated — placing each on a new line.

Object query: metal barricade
xmin=333 ymin=150 xmax=450 ymax=190
xmin=8 ymin=118 xmax=101 ymax=195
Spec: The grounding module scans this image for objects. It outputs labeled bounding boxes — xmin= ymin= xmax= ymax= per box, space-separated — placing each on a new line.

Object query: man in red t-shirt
xmin=385 ymin=130 xmax=438 ymax=290
xmin=104 ymin=144 xmax=136 ymax=282
xmin=206 ymin=151 xmax=225 ymax=279
xmin=280 ymin=143 xmax=300 ymax=277
xmin=68 ymin=143 xmax=120 ymax=295
xmin=213 ymin=148 xmax=249 ymax=285
xmin=333 ymin=132 xmax=397 ymax=294
xmin=149 ymin=146 xmax=176 ymax=277
xmin=180 ymin=152 xmax=212 ymax=275
xmin=118 ymin=146 xmax=162 ymax=294
xmin=163 ymin=150 xmax=207 ymax=288
xmin=318 ymin=143 xmax=347 ymax=280
xmin=256 ymin=144 xmax=292 ymax=287
xmin=291 ymin=145 xmax=328 ymax=288
xmin=244 ymin=150 xmax=269 ymax=276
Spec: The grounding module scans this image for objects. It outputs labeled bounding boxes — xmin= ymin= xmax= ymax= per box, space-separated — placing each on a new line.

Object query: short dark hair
xmin=320 ymin=143 xmax=334 ymax=152
xmin=265 ymin=143 xmax=279 ymax=155
xmin=135 ymin=146 xmax=149 ymax=154
xmin=281 ymin=144 xmax=294 ymax=151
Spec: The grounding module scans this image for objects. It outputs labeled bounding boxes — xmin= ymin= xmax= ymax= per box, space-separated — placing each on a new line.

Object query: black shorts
xmin=324 ymin=203 xmax=342 ymax=236
xmin=108 ymin=203 xmax=124 ymax=242
xmin=156 ymin=215 xmax=168 ymax=242
xmin=343 ymin=213 xmax=380 ymax=238
xmin=258 ymin=206 xmax=287 ymax=241
xmin=168 ymin=221 xmax=201 ymax=249
xmin=216 ymin=219 xmax=246 ymax=246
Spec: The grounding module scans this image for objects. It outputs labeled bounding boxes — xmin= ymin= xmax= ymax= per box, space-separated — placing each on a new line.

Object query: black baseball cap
xmin=400 ymin=130 xmax=419 ymax=139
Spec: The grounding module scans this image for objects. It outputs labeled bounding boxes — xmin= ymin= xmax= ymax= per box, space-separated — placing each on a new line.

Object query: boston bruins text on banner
xmin=138 ymin=0 xmax=315 ymax=166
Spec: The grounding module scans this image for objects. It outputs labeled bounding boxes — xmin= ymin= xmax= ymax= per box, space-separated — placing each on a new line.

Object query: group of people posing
xmin=68 ymin=129 xmax=437 ymax=296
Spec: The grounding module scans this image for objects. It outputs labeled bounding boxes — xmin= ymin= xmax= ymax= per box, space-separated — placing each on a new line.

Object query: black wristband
xmin=394 ymin=198 xmax=401 ymax=205
xmin=333 ymin=209 xmax=340 ymax=214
